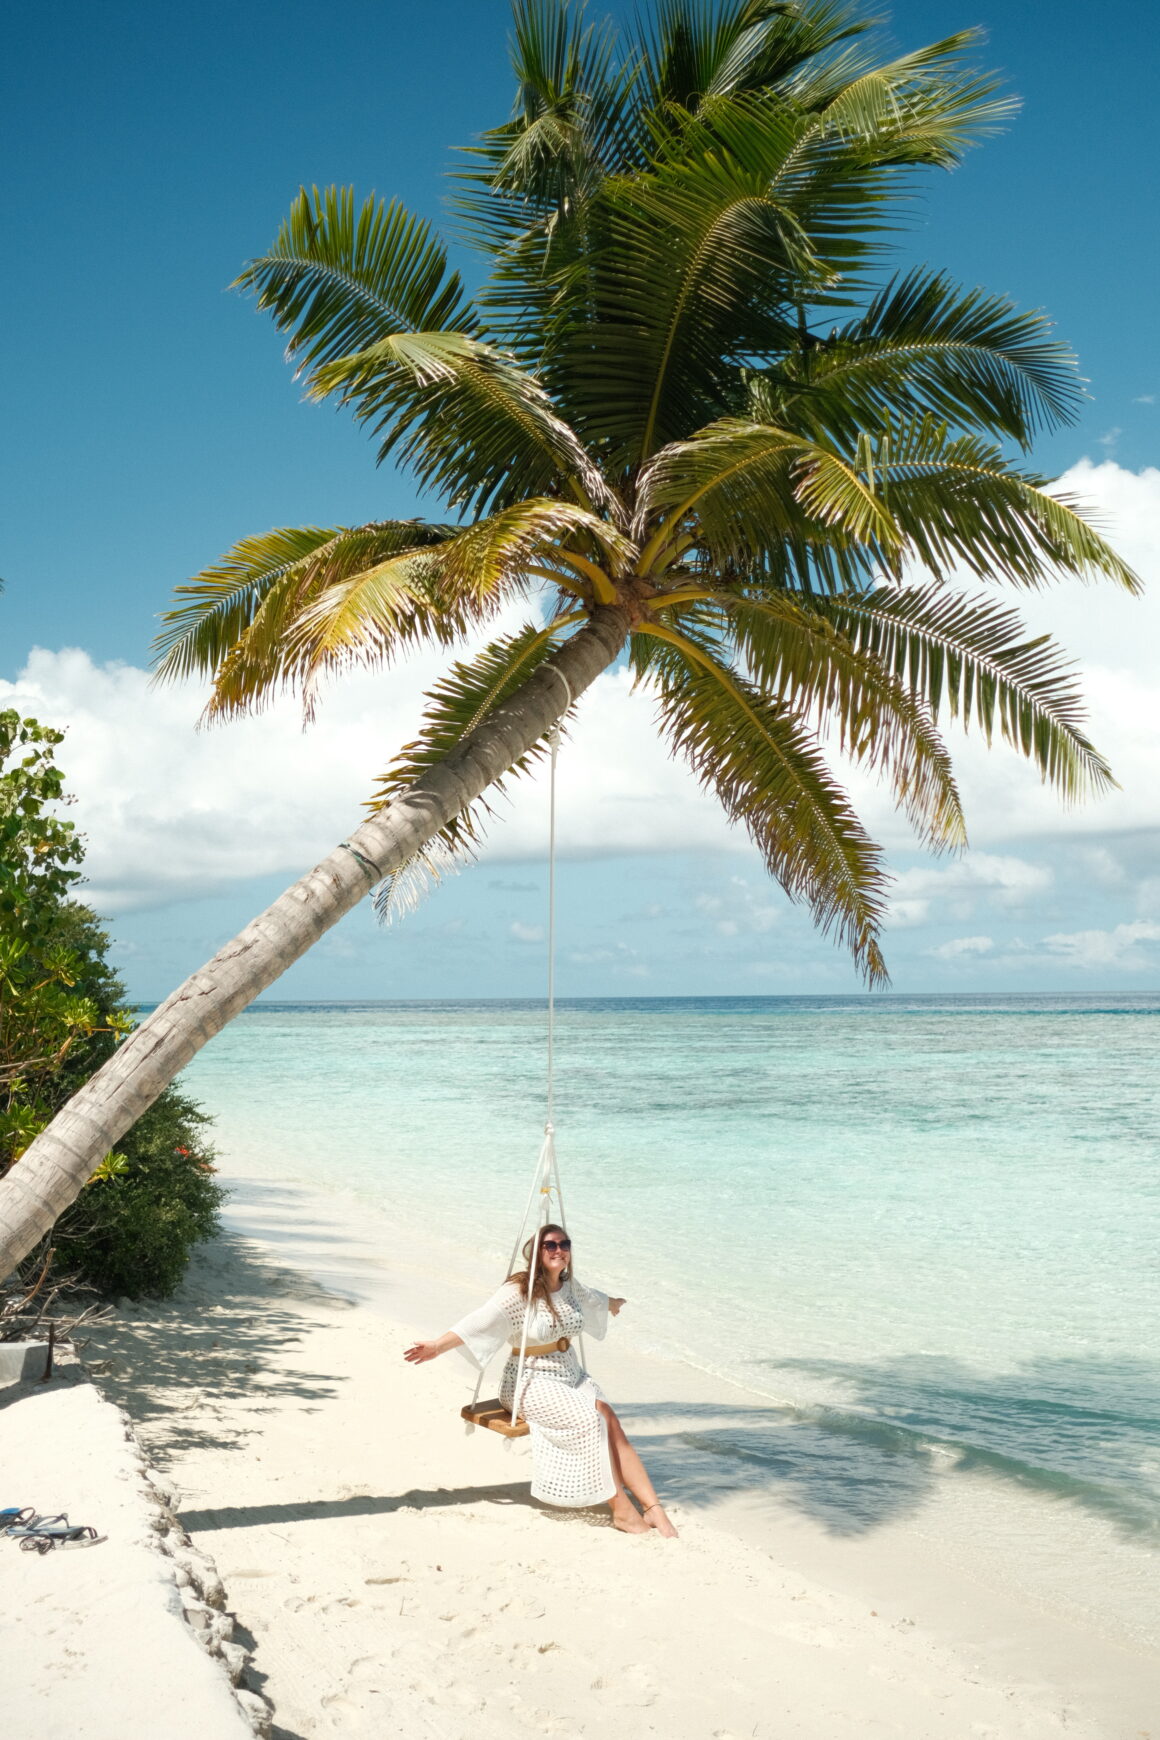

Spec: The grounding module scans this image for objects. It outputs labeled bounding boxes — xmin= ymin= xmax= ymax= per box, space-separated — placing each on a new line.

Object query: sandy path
xmin=77 ymin=1225 xmax=1144 ymax=1740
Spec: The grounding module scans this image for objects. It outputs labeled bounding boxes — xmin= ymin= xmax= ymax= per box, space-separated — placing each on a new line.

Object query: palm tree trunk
xmin=0 ymin=608 xmax=629 ymax=1280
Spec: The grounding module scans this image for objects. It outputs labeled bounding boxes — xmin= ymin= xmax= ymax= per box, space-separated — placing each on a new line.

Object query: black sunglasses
xmin=540 ymin=1238 xmax=572 ymax=1253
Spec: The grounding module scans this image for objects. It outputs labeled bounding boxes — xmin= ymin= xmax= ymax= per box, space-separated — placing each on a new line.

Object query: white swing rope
xmin=467 ymin=671 xmax=578 ymax=1433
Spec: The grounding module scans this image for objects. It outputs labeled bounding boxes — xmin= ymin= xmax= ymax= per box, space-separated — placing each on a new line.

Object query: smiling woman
xmin=405 ymin=1223 xmax=678 ymax=1535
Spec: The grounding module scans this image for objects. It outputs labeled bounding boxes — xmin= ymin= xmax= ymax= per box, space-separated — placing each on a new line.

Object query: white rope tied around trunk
xmin=466 ymin=674 xmax=577 ymax=1438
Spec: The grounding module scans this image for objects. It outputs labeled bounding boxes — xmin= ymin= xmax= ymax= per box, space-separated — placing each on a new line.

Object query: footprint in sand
xmin=499 ymin=1595 xmax=547 ymax=1619
xmin=349 ymin=1657 xmax=384 ymax=1683
xmin=321 ymin=1691 xmax=365 ymax=1728
xmin=603 ymin=1663 xmax=658 ymax=1707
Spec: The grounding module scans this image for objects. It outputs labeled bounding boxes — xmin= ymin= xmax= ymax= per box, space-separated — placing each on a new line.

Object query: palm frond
xmin=811 ymin=31 xmax=1015 ymax=166
xmin=437 ymin=497 xmax=636 ymax=604
xmin=870 ymin=417 xmax=1142 ymax=590
xmin=252 ymin=545 xmax=495 ymax=724
xmin=368 ymin=618 xmax=582 ymax=917
xmin=153 ymin=525 xmax=345 ymax=685
xmin=311 ymin=329 xmax=615 ymax=517
xmin=636 ymin=418 xmax=897 ymax=570
xmin=556 ymin=104 xmax=824 ymax=464
xmin=752 ymin=268 xmax=1083 ymax=447
xmin=822 ymin=583 xmax=1115 ymax=798
xmin=453 ymin=0 xmax=636 ymax=259
xmin=637 ymin=621 xmax=889 ymax=982
xmin=236 ymin=186 xmax=477 ymax=375
xmin=153 ymin=521 xmax=455 ymax=695
xmin=639 ymin=1 xmax=871 ymax=115
xmin=715 ymin=591 xmax=965 ymax=846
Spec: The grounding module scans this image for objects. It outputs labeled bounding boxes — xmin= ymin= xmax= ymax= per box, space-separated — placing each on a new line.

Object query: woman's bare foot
xmin=609 ymin=1496 xmax=650 ymax=1534
xmin=643 ymin=1502 xmax=678 ymax=1538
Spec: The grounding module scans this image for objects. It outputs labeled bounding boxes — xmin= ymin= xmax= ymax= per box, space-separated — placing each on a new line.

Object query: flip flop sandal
xmin=55 ymin=1529 xmax=105 ymax=1550
xmin=5 ymin=1512 xmax=68 ymax=1540
xmin=18 ymin=1521 xmax=104 ymax=1553
xmin=0 ymin=1507 xmax=35 ymax=1529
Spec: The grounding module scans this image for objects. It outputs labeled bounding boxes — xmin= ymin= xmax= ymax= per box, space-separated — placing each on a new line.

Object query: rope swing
xmin=462 ymin=678 xmax=581 ymax=1439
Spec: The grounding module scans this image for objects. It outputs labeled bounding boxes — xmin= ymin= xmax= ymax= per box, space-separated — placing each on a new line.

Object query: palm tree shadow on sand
xmin=615 ymin=1348 xmax=1160 ymax=1543
xmin=59 ymin=1232 xmax=351 ymax=1461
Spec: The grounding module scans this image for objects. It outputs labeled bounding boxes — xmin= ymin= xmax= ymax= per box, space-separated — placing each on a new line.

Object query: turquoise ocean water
xmin=177 ymin=994 xmax=1160 ymax=1574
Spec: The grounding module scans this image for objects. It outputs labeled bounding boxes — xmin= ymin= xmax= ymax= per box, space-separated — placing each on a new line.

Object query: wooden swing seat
xmin=461 ymin=1398 xmax=530 ymax=1439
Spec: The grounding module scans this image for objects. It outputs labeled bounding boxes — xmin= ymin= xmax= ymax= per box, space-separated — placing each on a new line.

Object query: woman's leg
xmin=602 ymin=1413 xmax=650 ymax=1532
xmin=598 ymin=1402 xmax=678 ymax=1537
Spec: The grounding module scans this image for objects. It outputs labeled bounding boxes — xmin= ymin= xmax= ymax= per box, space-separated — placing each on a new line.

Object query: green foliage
xmin=155 ymin=0 xmax=1138 ymax=987
xmin=0 ymin=715 xmax=222 ymax=1296
xmin=49 ymin=1088 xmax=223 ymax=1300
xmin=0 ymin=711 xmax=106 ymax=1139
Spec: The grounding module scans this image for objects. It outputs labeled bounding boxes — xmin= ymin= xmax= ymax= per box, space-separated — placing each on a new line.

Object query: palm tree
xmin=0 ymin=0 xmax=1138 ymax=1279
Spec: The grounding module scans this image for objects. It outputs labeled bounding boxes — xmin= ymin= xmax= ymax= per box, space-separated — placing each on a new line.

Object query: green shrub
xmin=1 ymin=710 xmax=223 ymax=1298
xmin=51 ymin=1087 xmax=224 ymax=1299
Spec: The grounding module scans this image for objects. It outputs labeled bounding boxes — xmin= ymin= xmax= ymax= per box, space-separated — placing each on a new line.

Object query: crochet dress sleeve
xmin=447 ymin=1283 xmax=522 ymax=1368
xmin=570 ymin=1280 xmax=610 ymax=1340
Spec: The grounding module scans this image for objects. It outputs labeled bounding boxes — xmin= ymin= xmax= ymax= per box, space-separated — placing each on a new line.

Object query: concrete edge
xmin=0 ymin=1340 xmax=51 ymax=1386
xmin=85 ymin=1362 xmax=275 ymax=1739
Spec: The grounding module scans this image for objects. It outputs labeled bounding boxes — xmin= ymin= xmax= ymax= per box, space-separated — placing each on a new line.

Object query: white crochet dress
xmin=449 ymin=1278 xmax=616 ymax=1508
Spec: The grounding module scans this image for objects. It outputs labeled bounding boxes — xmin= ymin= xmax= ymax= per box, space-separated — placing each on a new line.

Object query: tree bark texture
xmin=0 ymin=608 xmax=629 ymax=1280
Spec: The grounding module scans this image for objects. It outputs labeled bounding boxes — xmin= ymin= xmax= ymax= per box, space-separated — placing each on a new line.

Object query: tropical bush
xmin=0 ymin=710 xmax=223 ymax=1297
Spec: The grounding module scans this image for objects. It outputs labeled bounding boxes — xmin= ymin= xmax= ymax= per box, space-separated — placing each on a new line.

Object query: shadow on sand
xmin=75 ymin=1232 xmax=350 ymax=1462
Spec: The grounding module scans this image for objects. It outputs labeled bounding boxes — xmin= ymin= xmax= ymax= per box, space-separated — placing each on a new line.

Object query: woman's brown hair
xmin=508 ymin=1223 xmax=569 ymax=1319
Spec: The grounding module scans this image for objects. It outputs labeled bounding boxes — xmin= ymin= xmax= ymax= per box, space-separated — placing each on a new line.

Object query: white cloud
xmin=509 ymin=921 xmax=544 ymax=944
xmin=566 ymin=941 xmax=647 ymax=975
xmin=695 ymin=878 xmax=780 ymax=936
xmin=887 ymin=852 xmax=1052 ymax=927
xmin=1040 ymin=920 xmax=1160 ymax=968
xmin=926 ymin=934 xmax=994 ymax=961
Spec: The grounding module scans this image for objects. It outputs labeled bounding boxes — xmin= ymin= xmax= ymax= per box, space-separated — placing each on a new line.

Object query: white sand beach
xmin=75 ymin=1174 xmax=1158 ymax=1740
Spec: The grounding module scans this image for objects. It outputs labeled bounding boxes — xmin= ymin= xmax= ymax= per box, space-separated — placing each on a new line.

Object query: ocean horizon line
xmin=130 ymin=989 xmax=1160 ymax=1012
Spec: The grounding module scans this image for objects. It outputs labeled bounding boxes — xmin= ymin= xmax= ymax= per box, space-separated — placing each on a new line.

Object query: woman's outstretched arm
xmin=403 ymin=1332 xmax=463 ymax=1364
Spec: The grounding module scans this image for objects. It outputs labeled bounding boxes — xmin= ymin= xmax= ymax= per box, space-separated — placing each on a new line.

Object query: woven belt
xmin=511 ymin=1336 xmax=571 ymax=1357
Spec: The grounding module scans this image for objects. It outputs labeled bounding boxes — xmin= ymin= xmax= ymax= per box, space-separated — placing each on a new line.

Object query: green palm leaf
xmin=639 ymin=1 xmax=870 ymax=113
xmin=153 ymin=521 xmax=456 ymax=697
xmin=557 ymin=103 xmax=823 ymax=465
xmin=454 ymin=0 xmax=635 ymax=254
xmin=871 ymin=417 xmax=1141 ymax=589
xmin=636 ymin=418 xmax=897 ymax=571
xmin=809 ymin=32 xmax=1014 ymax=166
xmin=436 ymin=497 xmax=636 ymax=603
xmin=369 ymin=618 xmax=583 ymax=917
xmin=310 ymin=330 xmax=616 ymax=516
xmin=716 ymin=591 xmax=965 ymax=846
xmin=638 ymin=621 xmax=889 ymax=982
xmin=753 ymin=268 xmax=1082 ymax=446
xmin=236 ymin=186 xmax=478 ymax=375
xmin=823 ymin=584 xmax=1114 ymax=798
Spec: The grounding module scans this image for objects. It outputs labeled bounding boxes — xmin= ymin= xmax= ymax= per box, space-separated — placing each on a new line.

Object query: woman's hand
xmin=404 ymin=1330 xmax=463 ymax=1364
xmin=403 ymin=1340 xmax=442 ymax=1363
xmin=609 ymin=1297 xmax=627 ymax=1317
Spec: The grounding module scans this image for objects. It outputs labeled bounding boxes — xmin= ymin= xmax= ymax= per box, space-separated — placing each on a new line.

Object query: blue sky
xmin=3 ymin=0 xmax=1159 ymax=998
